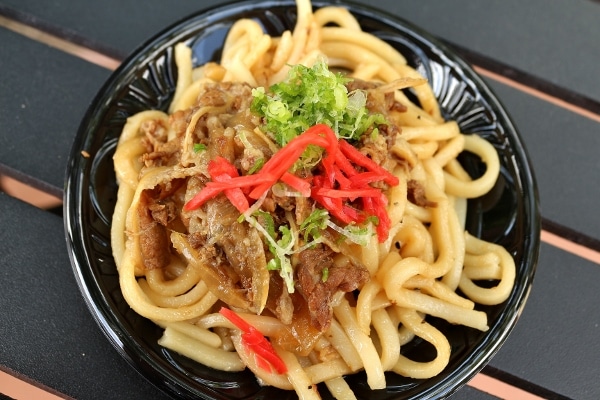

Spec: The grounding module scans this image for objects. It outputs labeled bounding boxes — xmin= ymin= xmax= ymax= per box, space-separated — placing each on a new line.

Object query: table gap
xmin=481 ymin=365 xmax=572 ymax=400
xmin=0 ymin=174 xmax=62 ymax=215
xmin=454 ymin=44 xmax=600 ymax=123
xmin=0 ymin=13 xmax=121 ymax=70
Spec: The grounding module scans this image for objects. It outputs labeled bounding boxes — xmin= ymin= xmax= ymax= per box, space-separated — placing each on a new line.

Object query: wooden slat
xmin=483 ymin=78 xmax=600 ymax=240
xmin=0 ymin=193 xmax=172 ymax=400
xmin=0 ymin=28 xmax=110 ymax=194
xmin=0 ymin=15 xmax=120 ymax=70
xmin=488 ymin=243 xmax=600 ymax=399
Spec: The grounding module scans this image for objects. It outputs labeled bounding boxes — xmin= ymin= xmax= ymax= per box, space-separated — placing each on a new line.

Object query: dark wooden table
xmin=1 ymin=1 xmax=599 ymax=399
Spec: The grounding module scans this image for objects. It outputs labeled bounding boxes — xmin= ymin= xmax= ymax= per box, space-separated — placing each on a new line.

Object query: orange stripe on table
xmin=474 ymin=66 xmax=600 ymax=124
xmin=0 ymin=368 xmax=74 ymax=400
xmin=541 ymin=229 xmax=600 ymax=265
xmin=0 ymin=15 xmax=120 ymax=71
xmin=468 ymin=372 xmax=547 ymax=400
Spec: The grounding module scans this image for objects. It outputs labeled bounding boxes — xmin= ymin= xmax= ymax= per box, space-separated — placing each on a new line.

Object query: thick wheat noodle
xmin=320 ymin=27 xmax=407 ymax=65
xmin=270 ymin=30 xmax=293 ymax=72
xmin=306 ymin=358 xmax=354 ymax=384
xmin=312 ymin=6 xmax=362 ymax=30
xmin=333 ymin=297 xmax=386 ymax=389
xmin=158 ymin=326 xmax=246 ymax=370
xmin=400 ymin=120 xmax=460 ymax=142
xmin=459 ymin=233 xmax=516 ymax=305
xmin=119 ymin=246 xmax=220 ymax=321
xmin=326 ymin=319 xmax=364 ymax=371
xmin=169 ymin=43 xmax=193 ymax=113
xmin=444 ymin=134 xmax=500 ymax=198
xmin=144 ymin=262 xmax=203 ymax=297
xmin=111 ymin=0 xmax=515 ymax=397
xmin=371 ymin=308 xmax=400 ymax=370
xmin=391 ymin=307 xmax=451 ymax=379
xmin=404 ymin=275 xmax=474 ymax=309
xmin=355 ymin=279 xmax=383 ymax=333
xmin=434 ymin=134 xmax=466 ymax=167
xmin=323 ymin=376 xmax=357 ymax=400
xmin=275 ymin=345 xmax=321 ymax=399
xmin=350 ymin=63 xmax=381 ymax=81
xmin=440 ymin=199 xmax=467 ymax=291
xmin=154 ymin=319 xmax=222 ymax=347
xmin=138 ymin=278 xmax=207 ymax=308
xmin=464 ymin=253 xmax=502 ymax=280
xmin=110 ymin=184 xmax=133 ymax=268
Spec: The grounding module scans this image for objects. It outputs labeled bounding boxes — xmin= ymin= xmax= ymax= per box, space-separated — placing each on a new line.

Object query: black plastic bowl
xmin=64 ymin=1 xmax=540 ymax=399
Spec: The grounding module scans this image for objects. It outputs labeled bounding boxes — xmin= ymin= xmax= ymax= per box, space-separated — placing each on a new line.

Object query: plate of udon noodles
xmin=64 ymin=0 xmax=540 ymax=398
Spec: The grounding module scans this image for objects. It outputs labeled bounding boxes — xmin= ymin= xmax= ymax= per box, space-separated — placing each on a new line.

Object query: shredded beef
xmin=345 ymin=78 xmax=406 ymax=115
xmin=136 ymin=180 xmax=185 ymax=270
xmin=407 ymin=179 xmax=437 ymax=208
xmin=296 ymin=247 xmax=370 ymax=331
xmin=204 ymin=196 xmax=269 ymax=308
xmin=137 ymin=189 xmax=171 ymax=270
xmin=266 ymin=272 xmax=294 ymax=325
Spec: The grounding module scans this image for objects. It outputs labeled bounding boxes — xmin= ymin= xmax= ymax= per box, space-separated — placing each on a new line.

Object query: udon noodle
xmin=111 ymin=0 xmax=516 ymax=398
